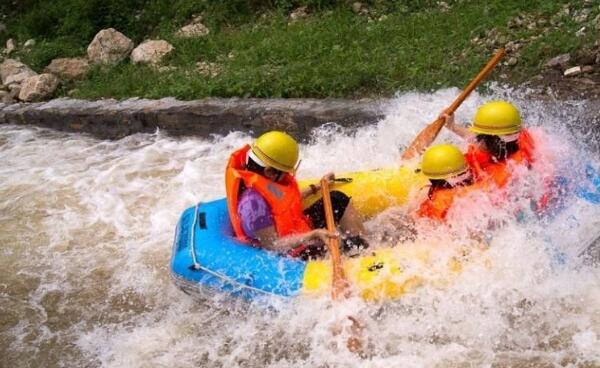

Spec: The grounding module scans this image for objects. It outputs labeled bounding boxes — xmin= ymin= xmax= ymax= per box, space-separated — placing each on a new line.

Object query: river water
xmin=1 ymin=88 xmax=600 ymax=367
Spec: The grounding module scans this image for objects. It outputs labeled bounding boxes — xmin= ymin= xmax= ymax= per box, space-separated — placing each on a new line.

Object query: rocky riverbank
xmin=1 ymin=92 xmax=599 ymax=143
xmin=0 ymin=97 xmax=382 ymax=139
xmin=2 ymin=1 xmax=600 ymax=140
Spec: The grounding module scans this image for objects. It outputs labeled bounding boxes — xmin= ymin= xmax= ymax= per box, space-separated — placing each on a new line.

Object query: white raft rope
xmin=187 ymin=202 xmax=289 ymax=298
xmin=189 ymin=202 xmax=202 ymax=270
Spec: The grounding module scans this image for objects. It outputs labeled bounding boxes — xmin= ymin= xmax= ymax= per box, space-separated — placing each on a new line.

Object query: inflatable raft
xmin=170 ymin=165 xmax=453 ymax=301
xmin=171 ymin=198 xmax=471 ymax=301
xmin=171 ymin=164 xmax=600 ymax=301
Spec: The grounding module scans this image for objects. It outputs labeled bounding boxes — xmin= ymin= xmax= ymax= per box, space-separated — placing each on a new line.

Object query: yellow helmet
xmin=470 ymin=101 xmax=522 ymax=135
xmin=421 ymin=144 xmax=467 ymax=180
xmin=251 ymin=131 xmax=299 ymax=173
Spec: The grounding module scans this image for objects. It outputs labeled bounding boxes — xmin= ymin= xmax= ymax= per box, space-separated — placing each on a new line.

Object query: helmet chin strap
xmin=445 ymin=170 xmax=473 ymax=186
xmin=293 ymin=159 xmax=302 ymax=176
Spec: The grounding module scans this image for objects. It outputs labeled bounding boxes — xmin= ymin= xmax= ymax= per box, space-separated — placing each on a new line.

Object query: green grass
xmin=2 ymin=0 xmax=598 ymax=99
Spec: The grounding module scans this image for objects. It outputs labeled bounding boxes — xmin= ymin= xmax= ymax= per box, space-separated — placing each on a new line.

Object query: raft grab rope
xmin=186 ymin=202 xmax=288 ymax=298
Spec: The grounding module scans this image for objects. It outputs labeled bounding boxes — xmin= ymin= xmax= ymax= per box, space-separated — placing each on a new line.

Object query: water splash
xmin=1 ymin=88 xmax=599 ymax=367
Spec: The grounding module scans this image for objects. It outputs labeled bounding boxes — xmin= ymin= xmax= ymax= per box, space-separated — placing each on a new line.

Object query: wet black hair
xmin=245 ymin=156 xmax=266 ymax=175
xmin=245 ymin=156 xmax=284 ymax=181
xmin=428 ymin=176 xmax=474 ymax=197
xmin=476 ymin=134 xmax=519 ymax=161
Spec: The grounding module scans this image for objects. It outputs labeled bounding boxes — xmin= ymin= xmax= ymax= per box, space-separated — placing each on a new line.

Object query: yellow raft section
xmin=299 ymin=165 xmax=428 ymax=218
xmin=298 ymin=165 xmax=477 ymax=301
xmin=301 ymin=242 xmax=478 ymax=301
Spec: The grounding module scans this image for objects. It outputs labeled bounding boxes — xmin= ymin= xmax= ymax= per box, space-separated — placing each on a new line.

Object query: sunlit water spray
xmin=1 ymin=88 xmax=599 ymax=367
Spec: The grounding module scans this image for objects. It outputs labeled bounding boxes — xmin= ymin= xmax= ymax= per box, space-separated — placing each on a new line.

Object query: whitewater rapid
xmin=1 ymin=88 xmax=599 ymax=367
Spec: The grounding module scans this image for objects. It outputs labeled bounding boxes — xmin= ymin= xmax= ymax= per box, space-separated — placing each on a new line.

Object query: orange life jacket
xmin=225 ymin=145 xmax=313 ymax=248
xmin=417 ymin=179 xmax=490 ymax=221
xmin=464 ymin=129 xmax=558 ymax=214
xmin=465 ymin=129 xmax=535 ymax=188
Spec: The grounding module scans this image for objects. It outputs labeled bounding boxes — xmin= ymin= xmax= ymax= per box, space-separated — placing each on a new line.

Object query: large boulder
xmin=176 ymin=16 xmax=210 ymax=38
xmin=45 ymin=57 xmax=90 ymax=79
xmin=130 ymin=40 xmax=174 ymax=65
xmin=87 ymin=28 xmax=134 ymax=64
xmin=18 ymin=73 xmax=59 ymax=102
xmin=0 ymin=59 xmax=37 ymax=85
xmin=544 ymin=53 xmax=571 ymax=70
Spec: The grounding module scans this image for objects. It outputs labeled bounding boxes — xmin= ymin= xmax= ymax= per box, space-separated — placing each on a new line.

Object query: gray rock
xmin=87 ymin=28 xmax=134 ymax=64
xmin=564 ymin=66 xmax=582 ymax=77
xmin=505 ymin=40 xmax=522 ymax=53
xmin=8 ymin=84 xmax=20 ymax=99
xmin=196 ymin=61 xmax=220 ymax=77
xmin=575 ymin=49 xmax=597 ymax=66
xmin=4 ymin=38 xmax=16 ymax=55
xmin=582 ymin=65 xmax=594 ymax=74
xmin=23 ymin=39 xmax=36 ymax=48
xmin=507 ymin=57 xmax=518 ymax=66
xmin=352 ymin=2 xmax=364 ymax=14
xmin=176 ymin=19 xmax=210 ymax=38
xmin=574 ymin=8 xmax=591 ymax=23
xmin=508 ymin=16 xmax=523 ymax=28
xmin=438 ymin=1 xmax=450 ymax=13
xmin=288 ymin=6 xmax=309 ymax=23
xmin=18 ymin=73 xmax=59 ymax=102
xmin=1 ymin=91 xmax=15 ymax=104
xmin=544 ymin=53 xmax=571 ymax=70
xmin=0 ymin=59 xmax=37 ymax=85
xmin=45 ymin=57 xmax=90 ymax=79
xmin=130 ymin=40 xmax=174 ymax=65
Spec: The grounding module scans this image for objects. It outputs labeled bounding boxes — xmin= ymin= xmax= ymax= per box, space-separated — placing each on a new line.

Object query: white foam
xmin=1 ymin=88 xmax=600 ymax=367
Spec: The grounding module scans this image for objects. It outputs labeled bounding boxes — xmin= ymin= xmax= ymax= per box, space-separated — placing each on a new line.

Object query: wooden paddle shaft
xmin=401 ymin=48 xmax=506 ymax=160
xmin=320 ymin=178 xmax=350 ymax=300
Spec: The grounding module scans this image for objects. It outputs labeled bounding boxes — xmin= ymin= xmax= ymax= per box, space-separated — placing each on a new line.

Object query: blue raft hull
xmin=170 ymin=198 xmax=308 ymax=300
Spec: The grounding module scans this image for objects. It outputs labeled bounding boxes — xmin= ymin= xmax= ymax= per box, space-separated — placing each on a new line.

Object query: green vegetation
xmin=2 ymin=0 xmax=598 ymax=99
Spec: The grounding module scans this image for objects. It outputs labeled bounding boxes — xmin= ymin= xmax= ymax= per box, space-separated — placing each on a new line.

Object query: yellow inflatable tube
xmin=300 ymin=165 xmax=428 ymax=218
xmin=302 ymin=242 xmax=471 ymax=301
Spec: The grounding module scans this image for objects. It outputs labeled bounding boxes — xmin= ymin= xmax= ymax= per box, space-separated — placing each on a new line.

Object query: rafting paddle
xmin=401 ymin=48 xmax=506 ymax=160
xmin=321 ymin=178 xmax=363 ymax=353
xmin=321 ymin=178 xmax=351 ymax=299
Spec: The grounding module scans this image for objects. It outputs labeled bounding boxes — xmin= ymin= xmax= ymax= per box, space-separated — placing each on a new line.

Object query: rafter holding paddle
xmin=321 ymin=178 xmax=364 ymax=354
xmin=401 ymin=48 xmax=506 ymax=160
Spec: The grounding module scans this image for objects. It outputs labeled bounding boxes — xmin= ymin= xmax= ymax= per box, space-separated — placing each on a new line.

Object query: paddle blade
xmin=400 ymin=48 xmax=505 ymax=160
xmin=401 ymin=117 xmax=445 ymax=160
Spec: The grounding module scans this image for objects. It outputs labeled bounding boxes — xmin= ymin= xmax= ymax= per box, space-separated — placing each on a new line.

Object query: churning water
xmin=1 ymin=88 xmax=600 ymax=367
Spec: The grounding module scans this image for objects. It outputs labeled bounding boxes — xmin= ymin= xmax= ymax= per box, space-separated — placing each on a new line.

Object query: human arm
xmin=441 ymin=111 xmax=474 ymax=140
xmin=254 ymin=226 xmax=338 ymax=252
xmin=301 ymin=172 xmax=335 ymax=199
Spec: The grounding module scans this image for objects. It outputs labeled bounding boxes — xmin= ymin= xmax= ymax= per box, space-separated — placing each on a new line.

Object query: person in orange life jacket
xmin=416 ymin=144 xmax=486 ymax=221
xmin=225 ymin=131 xmax=369 ymax=260
xmin=440 ymin=101 xmax=561 ymax=214
xmin=440 ymin=101 xmax=534 ymax=188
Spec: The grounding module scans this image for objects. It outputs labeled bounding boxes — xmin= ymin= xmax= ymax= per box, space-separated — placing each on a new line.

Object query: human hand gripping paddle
xmin=400 ymin=48 xmax=506 ymax=160
xmin=321 ymin=178 xmax=364 ymax=354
